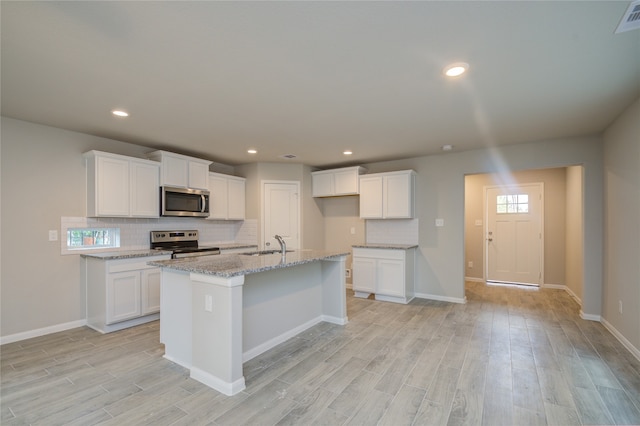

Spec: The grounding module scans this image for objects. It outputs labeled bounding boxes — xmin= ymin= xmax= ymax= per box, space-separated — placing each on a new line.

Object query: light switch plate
xmin=435 ymin=219 xmax=444 ymax=227
xmin=48 ymin=230 xmax=58 ymax=241
xmin=475 ymin=219 xmax=483 ymax=226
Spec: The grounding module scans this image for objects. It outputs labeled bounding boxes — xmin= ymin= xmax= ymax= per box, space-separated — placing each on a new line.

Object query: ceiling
xmin=2 ymin=1 xmax=639 ymax=168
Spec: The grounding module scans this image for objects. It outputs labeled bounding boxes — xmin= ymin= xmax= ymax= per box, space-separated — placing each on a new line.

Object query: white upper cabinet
xmin=312 ymin=166 xmax=366 ymax=197
xmin=147 ymin=150 xmax=211 ymax=190
xmin=84 ymin=151 xmax=160 ymax=218
xmin=359 ymin=170 xmax=416 ymax=219
xmin=207 ymin=172 xmax=246 ymax=220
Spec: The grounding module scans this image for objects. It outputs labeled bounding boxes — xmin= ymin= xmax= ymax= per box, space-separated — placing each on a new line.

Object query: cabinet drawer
xmin=352 ymin=248 xmax=405 ymax=260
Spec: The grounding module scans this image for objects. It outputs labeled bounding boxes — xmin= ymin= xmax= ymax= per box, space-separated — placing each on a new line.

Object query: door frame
xmin=260 ymin=180 xmax=301 ymax=250
xmin=483 ymin=182 xmax=544 ymax=286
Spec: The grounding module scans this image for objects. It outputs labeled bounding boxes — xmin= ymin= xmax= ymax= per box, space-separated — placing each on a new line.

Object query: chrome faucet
xmin=274 ymin=235 xmax=286 ymax=255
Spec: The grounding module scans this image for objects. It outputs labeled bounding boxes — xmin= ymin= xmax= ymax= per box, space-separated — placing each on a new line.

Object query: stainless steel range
xmin=150 ymin=230 xmax=220 ymax=259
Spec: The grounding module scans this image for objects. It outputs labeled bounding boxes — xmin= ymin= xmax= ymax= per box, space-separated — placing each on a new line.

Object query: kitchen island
xmin=148 ymin=249 xmax=349 ymax=396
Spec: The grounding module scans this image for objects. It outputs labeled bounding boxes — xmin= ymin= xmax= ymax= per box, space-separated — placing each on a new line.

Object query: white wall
xmin=602 ymin=97 xmax=640 ymax=352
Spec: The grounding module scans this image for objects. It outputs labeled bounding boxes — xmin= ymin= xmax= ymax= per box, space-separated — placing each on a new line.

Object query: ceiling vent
xmin=279 ymin=154 xmax=298 ymax=160
xmin=615 ymin=0 xmax=640 ymax=33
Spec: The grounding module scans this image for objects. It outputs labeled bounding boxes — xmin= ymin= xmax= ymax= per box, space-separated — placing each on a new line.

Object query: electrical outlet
xmin=468 ymin=261 xmax=473 ymax=268
xmin=350 ymin=227 xmax=356 ymax=235
xmin=48 ymin=230 xmax=58 ymax=241
xmin=205 ymin=295 xmax=213 ymax=312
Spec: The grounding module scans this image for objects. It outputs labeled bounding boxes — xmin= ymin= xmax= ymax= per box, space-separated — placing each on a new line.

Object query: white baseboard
xmin=465 ymin=277 xmax=485 ymax=283
xmin=601 ymin=317 xmax=640 ymax=362
xmin=1 ymin=319 xmax=87 ymax=345
xmin=414 ymin=292 xmax=467 ymax=304
xmin=543 ymin=283 xmax=583 ymax=306
xmin=580 ymin=311 xmax=601 ymax=322
xmin=190 ymin=366 xmax=246 ymax=396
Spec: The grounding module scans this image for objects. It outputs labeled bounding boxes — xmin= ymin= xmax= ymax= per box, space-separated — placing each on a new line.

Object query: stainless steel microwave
xmin=160 ymin=186 xmax=210 ymax=217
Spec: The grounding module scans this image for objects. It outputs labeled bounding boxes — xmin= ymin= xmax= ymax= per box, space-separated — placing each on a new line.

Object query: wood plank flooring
xmin=2 ymin=281 xmax=640 ymax=425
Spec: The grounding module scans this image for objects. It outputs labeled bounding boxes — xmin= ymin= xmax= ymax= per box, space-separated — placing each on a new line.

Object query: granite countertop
xmin=148 ymin=249 xmax=349 ymax=278
xmin=81 ymin=249 xmax=172 ymax=260
xmin=352 ymin=244 xmax=418 ymax=250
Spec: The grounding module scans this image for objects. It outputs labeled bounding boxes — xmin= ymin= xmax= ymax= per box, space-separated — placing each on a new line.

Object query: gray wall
xmin=359 ymin=135 xmax=603 ymax=313
xmin=464 ymin=168 xmax=568 ymax=285
xmin=565 ymin=165 xmax=584 ymax=302
xmin=602 ymin=98 xmax=640 ymax=351
xmin=1 ymin=117 xmax=152 ymax=336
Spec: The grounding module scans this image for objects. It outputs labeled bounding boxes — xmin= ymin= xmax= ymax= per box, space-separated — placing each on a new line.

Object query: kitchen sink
xmin=240 ymin=250 xmax=294 ymax=256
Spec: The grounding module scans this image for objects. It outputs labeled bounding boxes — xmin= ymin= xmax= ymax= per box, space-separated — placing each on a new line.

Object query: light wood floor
xmin=2 ymin=282 xmax=640 ymax=425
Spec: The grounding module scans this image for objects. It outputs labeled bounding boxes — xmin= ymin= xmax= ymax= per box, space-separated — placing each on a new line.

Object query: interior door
xmin=486 ymin=183 xmax=543 ymax=286
xmin=263 ymin=181 xmax=300 ymax=250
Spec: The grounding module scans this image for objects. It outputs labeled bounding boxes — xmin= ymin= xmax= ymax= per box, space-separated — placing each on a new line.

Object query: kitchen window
xmin=66 ymin=228 xmax=120 ymax=250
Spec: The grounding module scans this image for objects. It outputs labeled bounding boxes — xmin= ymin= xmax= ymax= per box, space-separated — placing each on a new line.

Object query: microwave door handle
xmin=201 ymin=195 xmax=206 ymax=213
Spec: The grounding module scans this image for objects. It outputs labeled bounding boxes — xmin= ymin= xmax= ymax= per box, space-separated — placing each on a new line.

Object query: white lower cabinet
xmin=352 ymin=247 xmax=415 ymax=304
xmin=84 ymin=254 xmax=169 ymax=333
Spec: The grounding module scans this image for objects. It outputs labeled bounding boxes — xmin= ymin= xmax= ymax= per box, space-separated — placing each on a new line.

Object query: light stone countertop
xmin=81 ymin=249 xmax=172 ymax=260
xmin=352 ymin=244 xmax=418 ymax=250
xmin=148 ymin=249 xmax=349 ymax=278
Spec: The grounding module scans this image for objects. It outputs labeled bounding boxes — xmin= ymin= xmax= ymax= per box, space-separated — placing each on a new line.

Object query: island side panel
xmin=242 ymin=261 xmax=323 ymax=361
xmin=321 ymin=255 xmax=348 ymax=325
xmin=190 ymin=274 xmax=245 ymax=396
xmin=160 ymin=269 xmax=192 ymax=368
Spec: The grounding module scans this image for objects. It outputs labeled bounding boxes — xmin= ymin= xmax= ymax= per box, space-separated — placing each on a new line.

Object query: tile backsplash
xmin=61 ymin=216 xmax=257 ymax=254
xmin=365 ymin=219 xmax=419 ymax=245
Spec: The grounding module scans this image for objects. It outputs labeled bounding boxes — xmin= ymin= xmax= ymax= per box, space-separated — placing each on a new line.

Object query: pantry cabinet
xmin=84 ymin=151 xmax=160 ymax=218
xmin=312 ymin=166 xmax=366 ymax=197
xmin=359 ymin=170 xmax=415 ymax=219
xmin=207 ymin=172 xmax=246 ymax=220
xmin=352 ymin=247 xmax=415 ymax=304
xmin=147 ymin=150 xmax=211 ymax=190
xmin=84 ymin=254 xmax=170 ymax=333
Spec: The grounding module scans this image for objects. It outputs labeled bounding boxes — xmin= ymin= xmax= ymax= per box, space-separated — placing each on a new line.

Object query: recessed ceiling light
xmin=442 ymin=144 xmax=454 ymax=151
xmin=112 ymin=110 xmax=129 ymax=117
xmin=443 ymin=62 xmax=469 ymax=77
xmin=247 ymin=149 xmax=257 ymax=154
xmin=343 ymin=150 xmax=353 ymax=155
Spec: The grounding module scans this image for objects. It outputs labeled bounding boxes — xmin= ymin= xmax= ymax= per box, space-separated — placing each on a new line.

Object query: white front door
xmin=262 ymin=181 xmax=300 ymax=250
xmin=486 ymin=183 xmax=543 ymax=286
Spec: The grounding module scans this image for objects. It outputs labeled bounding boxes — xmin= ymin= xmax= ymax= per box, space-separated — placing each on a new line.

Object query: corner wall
xmin=602 ymin=97 xmax=640 ymax=354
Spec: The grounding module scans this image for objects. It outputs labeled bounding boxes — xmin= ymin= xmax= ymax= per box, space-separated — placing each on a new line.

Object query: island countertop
xmin=148 ymin=249 xmax=349 ymax=278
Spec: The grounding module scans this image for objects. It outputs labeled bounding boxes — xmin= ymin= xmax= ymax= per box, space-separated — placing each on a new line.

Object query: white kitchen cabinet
xmin=312 ymin=166 xmax=366 ymax=197
xmin=84 ymin=151 xmax=160 ymax=218
xmin=147 ymin=150 xmax=212 ymax=190
xmin=359 ymin=170 xmax=415 ymax=219
xmin=352 ymin=247 xmax=415 ymax=304
xmin=207 ymin=172 xmax=246 ymax=220
xmin=84 ymin=254 xmax=169 ymax=333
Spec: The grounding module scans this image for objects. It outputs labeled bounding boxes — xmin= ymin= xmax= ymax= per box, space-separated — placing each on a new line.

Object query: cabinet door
xmin=352 ymin=257 xmax=377 ymax=293
xmin=106 ymin=271 xmax=141 ymax=324
xmin=162 ymin=155 xmax=188 ymax=187
xmin=130 ymin=161 xmax=159 ymax=218
xmin=227 ymin=178 xmax=246 ymax=220
xmin=141 ymin=268 xmax=161 ymax=315
xmin=359 ymin=176 xmax=383 ymax=218
xmin=312 ymin=172 xmax=334 ymax=197
xmin=97 ymin=156 xmax=130 ymax=216
xmin=188 ymin=161 xmax=209 ymax=190
xmin=377 ymin=259 xmax=405 ymax=297
xmin=208 ymin=174 xmax=228 ymax=219
xmin=384 ymin=173 xmax=414 ymax=218
xmin=334 ymin=169 xmax=358 ymax=195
